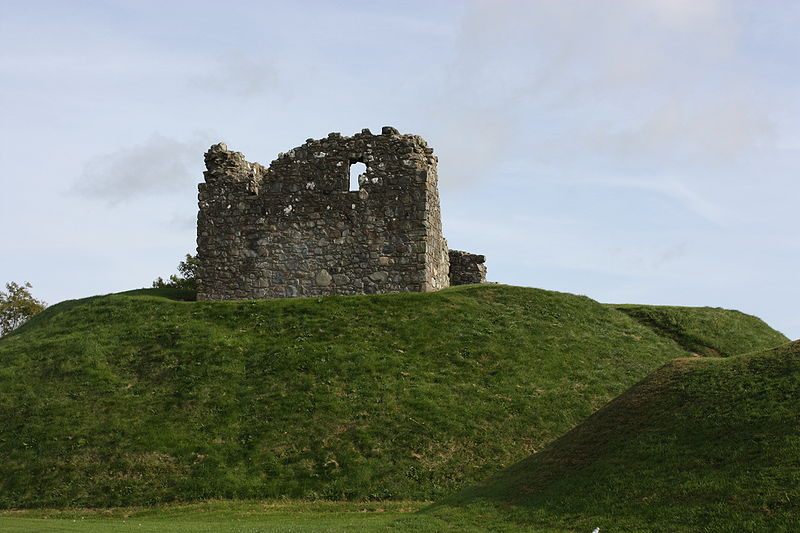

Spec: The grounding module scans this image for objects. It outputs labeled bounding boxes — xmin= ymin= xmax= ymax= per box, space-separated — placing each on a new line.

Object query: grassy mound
xmin=432 ymin=340 xmax=800 ymax=532
xmin=613 ymin=303 xmax=787 ymax=357
xmin=0 ymin=285 xmax=786 ymax=508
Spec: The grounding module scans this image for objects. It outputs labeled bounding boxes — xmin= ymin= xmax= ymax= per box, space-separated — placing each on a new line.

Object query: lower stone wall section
xmin=448 ymin=250 xmax=487 ymax=286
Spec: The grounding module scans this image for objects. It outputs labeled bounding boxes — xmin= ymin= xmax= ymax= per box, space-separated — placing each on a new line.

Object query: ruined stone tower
xmin=196 ymin=127 xmax=482 ymax=301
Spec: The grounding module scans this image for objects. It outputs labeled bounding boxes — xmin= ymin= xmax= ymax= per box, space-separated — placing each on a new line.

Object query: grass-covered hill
xmin=0 ymin=284 xmax=787 ymax=508
xmin=613 ymin=303 xmax=787 ymax=357
xmin=431 ymin=340 xmax=800 ymax=533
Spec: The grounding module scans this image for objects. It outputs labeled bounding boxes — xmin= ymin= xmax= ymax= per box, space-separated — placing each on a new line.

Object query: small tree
xmin=153 ymin=254 xmax=198 ymax=291
xmin=0 ymin=282 xmax=47 ymax=336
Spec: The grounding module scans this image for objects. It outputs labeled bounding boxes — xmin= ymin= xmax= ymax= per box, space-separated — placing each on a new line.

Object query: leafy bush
xmin=0 ymin=282 xmax=46 ymax=336
xmin=153 ymin=254 xmax=198 ymax=291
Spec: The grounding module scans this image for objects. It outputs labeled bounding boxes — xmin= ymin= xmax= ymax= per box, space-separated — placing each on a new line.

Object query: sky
xmin=1 ymin=0 xmax=798 ymax=339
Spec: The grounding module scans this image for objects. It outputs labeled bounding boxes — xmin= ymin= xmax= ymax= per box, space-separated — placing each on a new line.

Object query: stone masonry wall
xmin=449 ymin=250 xmax=487 ymax=286
xmin=196 ymin=127 xmax=450 ymax=300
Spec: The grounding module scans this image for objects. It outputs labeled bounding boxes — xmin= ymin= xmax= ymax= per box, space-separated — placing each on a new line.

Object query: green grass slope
xmin=0 ymin=285 xmax=786 ymax=509
xmin=432 ymin=340 xmax=800 ymax=532
xmin=613 ymin=303 xmax=788 ymax=357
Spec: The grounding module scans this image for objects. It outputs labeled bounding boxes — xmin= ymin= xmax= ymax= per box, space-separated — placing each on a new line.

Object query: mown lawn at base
xmin=0 ymin=501 xmax=416 ymax=533
xmin=0 ymin=500 xmax=559 ymax=533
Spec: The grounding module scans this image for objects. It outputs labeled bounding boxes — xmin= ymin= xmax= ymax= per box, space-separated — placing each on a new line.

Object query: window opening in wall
xmin=349 ymin=162 xmax=367 ymax=191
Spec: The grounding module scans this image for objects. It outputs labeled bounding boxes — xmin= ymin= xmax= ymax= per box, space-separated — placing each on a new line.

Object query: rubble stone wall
xmin=196 ymin=127 xmax=451 ymax=300
xmin=448 ymin=250 xmax=488 ymax=286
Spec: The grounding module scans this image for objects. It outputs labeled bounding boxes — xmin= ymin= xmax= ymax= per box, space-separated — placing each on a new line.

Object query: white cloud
xmin=74 ymin=132 xmax=213 ymax=204
xmin=189 ymin=51 xmax=280 ymax=99
xmin=564 ymin=176 xmax=726 ymax=225
xmin=431 ymin=0 xmax=774 ymax=182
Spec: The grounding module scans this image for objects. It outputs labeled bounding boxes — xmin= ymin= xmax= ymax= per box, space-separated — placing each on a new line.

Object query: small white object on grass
xmin=591 ymin=529 xmax=600 ymax=533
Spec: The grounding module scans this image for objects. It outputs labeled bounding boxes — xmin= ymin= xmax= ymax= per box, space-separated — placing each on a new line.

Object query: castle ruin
xmin=196 ymin=127 xmax=486 ymax=301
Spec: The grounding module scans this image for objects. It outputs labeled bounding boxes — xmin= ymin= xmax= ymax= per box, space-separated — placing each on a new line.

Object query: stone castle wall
xmin=196 ymin=127 xmax=452 ymax=300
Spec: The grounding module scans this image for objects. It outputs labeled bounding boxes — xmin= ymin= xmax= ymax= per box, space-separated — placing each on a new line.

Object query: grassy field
xmin=432 ymin=340 xmax=800 ymax=532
